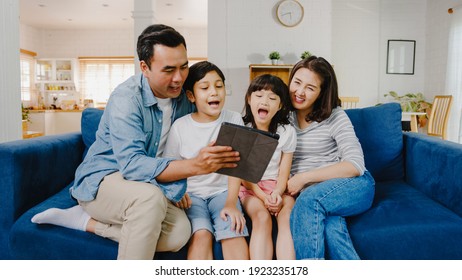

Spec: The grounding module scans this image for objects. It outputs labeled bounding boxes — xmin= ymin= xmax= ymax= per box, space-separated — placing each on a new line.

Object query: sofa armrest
xmin=404 ymin=132 xmax=462 ymax=217
xmin=0 ymin=133 xmax=84 ymax=252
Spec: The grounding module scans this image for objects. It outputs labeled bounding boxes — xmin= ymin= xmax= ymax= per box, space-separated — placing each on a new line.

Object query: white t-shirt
xmin=260 ymin=124 xmax=297 ymax=180
xmin=163 ymin=109 xmax=244 ymax=198
xmin=155 ymin=98 xmax=173 ymax=157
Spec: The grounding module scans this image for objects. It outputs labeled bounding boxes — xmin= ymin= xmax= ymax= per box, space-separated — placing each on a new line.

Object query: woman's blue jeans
xmin=290 ymin=171 xmax=375 ymax=260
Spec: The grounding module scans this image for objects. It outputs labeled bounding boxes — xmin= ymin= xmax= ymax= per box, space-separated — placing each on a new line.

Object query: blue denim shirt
xmin=70 ymin=73 xmax=195 ymax=202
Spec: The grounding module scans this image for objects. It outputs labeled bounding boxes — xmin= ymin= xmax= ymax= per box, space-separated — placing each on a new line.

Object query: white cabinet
xmin=44 ymin=111 xmax=82 ymax=135
xmin=35 ymin=58 xmax=80 ymax=109
xmin=29 ymin=110 xmax=82 ymax=136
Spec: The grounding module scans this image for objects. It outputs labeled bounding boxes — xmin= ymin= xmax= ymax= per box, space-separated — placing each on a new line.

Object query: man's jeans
xmin=290 ymin=171 xmax=375 ymax=260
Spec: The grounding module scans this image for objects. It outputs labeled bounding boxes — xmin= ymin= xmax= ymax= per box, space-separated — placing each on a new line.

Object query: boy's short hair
xmin=183 ymin=61 xmax=226 ymax=93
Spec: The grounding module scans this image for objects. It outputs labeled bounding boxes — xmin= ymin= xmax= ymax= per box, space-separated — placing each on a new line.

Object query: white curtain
xmin=445 ymin=9 xmax=462 ymax=143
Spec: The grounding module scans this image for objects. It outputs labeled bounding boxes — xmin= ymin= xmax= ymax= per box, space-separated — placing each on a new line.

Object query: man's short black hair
xmin=136 ymin=24 xmax=187 ymax=69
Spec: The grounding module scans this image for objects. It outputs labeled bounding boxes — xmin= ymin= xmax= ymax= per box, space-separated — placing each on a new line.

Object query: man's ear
xmin=140 ymin=61 xmax=149 ymax=76
xmin=186 ymin=90 xmax=195 ymax=103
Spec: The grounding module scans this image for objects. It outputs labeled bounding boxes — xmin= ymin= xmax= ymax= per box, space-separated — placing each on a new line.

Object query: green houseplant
xmin=22 ymin=104 xmax=30 ymax=122
xmin=300 ymin=51 xmax=312 ymax=59
xmin=269 ymin=51 xmax=281 ymax=64
xmin=21 ymin=103 xmax=30 ymax=132
xmin=384 ymin=91 xmax=432 ymax=127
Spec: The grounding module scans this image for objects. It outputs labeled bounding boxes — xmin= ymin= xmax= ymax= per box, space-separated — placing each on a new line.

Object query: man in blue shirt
xmin=32 ymin=24 xmax=239 ymax=259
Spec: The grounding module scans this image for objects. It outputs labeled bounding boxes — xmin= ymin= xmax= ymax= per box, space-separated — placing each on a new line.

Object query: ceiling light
xmin=102 ymin=4 xmax=109 ymax=7
xmin=166 ymin=3 xmax=173 ymax=6
xmin=38 ymin=4 xmax=46 ymax=8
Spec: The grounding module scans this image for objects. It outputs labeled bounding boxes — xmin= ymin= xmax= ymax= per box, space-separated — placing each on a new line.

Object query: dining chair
xmin=339 ymin=96 xmax=360 ymax=109
xmin=427 ymin=95 xmax=453 ymax=140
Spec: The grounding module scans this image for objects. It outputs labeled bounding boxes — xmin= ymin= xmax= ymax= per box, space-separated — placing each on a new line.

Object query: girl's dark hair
xmin=183 ymin=61 xmax=226 ymax=93
xmin=242 ymin=74 xmax=291 ymax=134
xmin=136 ymin=24 xmax=187 ymax=69
xmin=288 ymin=56 xmax=341 ymax=123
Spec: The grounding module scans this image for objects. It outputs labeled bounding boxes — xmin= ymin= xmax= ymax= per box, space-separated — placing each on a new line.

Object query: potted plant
xmin=384 ymin=91 xmax=432 ymax=127
xmin=300 ymin=51 xmax=312 ymax=59
xmin=269 ymin=51 xmax=281 ymax=65
xmin=21 ymin=103 xmax=30 ymax=132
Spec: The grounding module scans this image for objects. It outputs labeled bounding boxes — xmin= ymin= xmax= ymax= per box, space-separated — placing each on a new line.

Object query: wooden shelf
xmin=249 ymin=64 xmax=294 ymax=85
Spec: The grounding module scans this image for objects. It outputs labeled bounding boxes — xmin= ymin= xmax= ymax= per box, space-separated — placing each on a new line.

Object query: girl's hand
xmin=220 ymin=206 xmax=246 ymax=234
xmin=288 ymin=173 xmax=309 ymax=196
xmin=266 ymin=192 xmax=283 ymax=215
xmin=174 ymin=193 xmax=192 ymax=209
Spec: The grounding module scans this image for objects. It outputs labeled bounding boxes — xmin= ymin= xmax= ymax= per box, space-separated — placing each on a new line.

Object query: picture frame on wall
xmin=386 ymin=40 xmax=416 ymax=75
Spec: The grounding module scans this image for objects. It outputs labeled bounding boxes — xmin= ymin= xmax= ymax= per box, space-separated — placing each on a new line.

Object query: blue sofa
xmin=1 ymin=102 xmax=462 ymax=260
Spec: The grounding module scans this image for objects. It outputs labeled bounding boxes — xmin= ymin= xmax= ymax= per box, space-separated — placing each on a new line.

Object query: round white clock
xmin=276 ymin=0 xmax=304 ymax=27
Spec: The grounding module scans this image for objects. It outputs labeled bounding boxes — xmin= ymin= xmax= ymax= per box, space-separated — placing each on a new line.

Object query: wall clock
xmin=276 ymin=0 xmax=304 ymax=27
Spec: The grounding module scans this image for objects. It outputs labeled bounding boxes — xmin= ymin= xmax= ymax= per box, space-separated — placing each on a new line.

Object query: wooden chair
xmin=339 ymin=96 xmax=360 ymax=109
xmin=427 ymin=95 xmax=453 ymax=140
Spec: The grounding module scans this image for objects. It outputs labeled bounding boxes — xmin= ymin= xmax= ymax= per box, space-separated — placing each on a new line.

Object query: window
xmin=20 ymin=49 xmax=37 ymax=102
xmin=79 ymin=57 xmax=135 ymax=107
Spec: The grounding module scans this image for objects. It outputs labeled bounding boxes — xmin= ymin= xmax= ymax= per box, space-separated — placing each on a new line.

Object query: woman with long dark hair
xmin=287 ymin=56 xmax=375 ymax=259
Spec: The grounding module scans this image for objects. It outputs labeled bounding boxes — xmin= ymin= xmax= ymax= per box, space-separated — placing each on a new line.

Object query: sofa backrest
xmin=345 ymin=102 xmax=404 ymax=182
xmin=81 ymin=108 xmax=104 ymax=153
xmin=81 ymin=103 xmax=405 ymax=182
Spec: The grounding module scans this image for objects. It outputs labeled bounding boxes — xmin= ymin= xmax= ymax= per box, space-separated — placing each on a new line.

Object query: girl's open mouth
xmin=258 ymin=108 xmax=269 ymax=118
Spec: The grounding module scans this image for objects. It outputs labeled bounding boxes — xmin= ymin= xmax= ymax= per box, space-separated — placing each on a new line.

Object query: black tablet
xmin=215 ymin=122 xmax=279 ymax=183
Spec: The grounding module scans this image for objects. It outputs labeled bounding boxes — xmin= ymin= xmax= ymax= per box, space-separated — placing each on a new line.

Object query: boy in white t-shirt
xmin=163 ymin=61 xmax=249 ymax=260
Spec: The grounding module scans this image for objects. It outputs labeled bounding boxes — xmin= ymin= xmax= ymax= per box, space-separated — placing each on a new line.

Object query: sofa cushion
xmin=9 ymin=183 xmax=189 ymax=260
xmin=348 ymin=180 xmax=462 ymax=260
xmin=81 ymin=108 xmax=104 ymax=150
xmin=345 ymin=103 xmax=404 ymax=181
xmin=9 ymin=183 xmax=118 ymax=260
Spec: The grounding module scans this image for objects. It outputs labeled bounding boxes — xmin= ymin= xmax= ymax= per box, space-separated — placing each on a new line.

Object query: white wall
xmin=208 ymin=0 xmax=332 ymax=112
xmin=38 ymin=29 xmax=134 ymax=58
xmin=20 ymin=24 xmax=207 ymax=61
xmin=20 ymin=25 xmax=134 ymax=58
xmin=20 ymin=24 xmax=41 ymax=53
xmin=333 ymin=0 xmax=427 ymax=107
xmin=1 ymin=0 xmax=21 ymax=143
xmin=332 ymin=0 xmax=381 ymax=108
xmin=208 ymin=0 xmax=432 ymax=111
xmin=18 ymin=0 xmax=459 ymax=112
xmin=378 ymin=0 xmax=426 ymax=104
xmin=425 ymin=0 xmax=462 ymax=99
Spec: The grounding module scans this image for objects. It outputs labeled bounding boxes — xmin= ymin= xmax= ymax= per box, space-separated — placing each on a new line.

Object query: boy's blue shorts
xmin=186 ymin=191 xmax=249 ymax=241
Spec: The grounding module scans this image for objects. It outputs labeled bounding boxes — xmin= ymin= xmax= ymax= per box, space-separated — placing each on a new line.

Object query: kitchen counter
xmin=30 ymin=109 xmax=84 ymax=113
